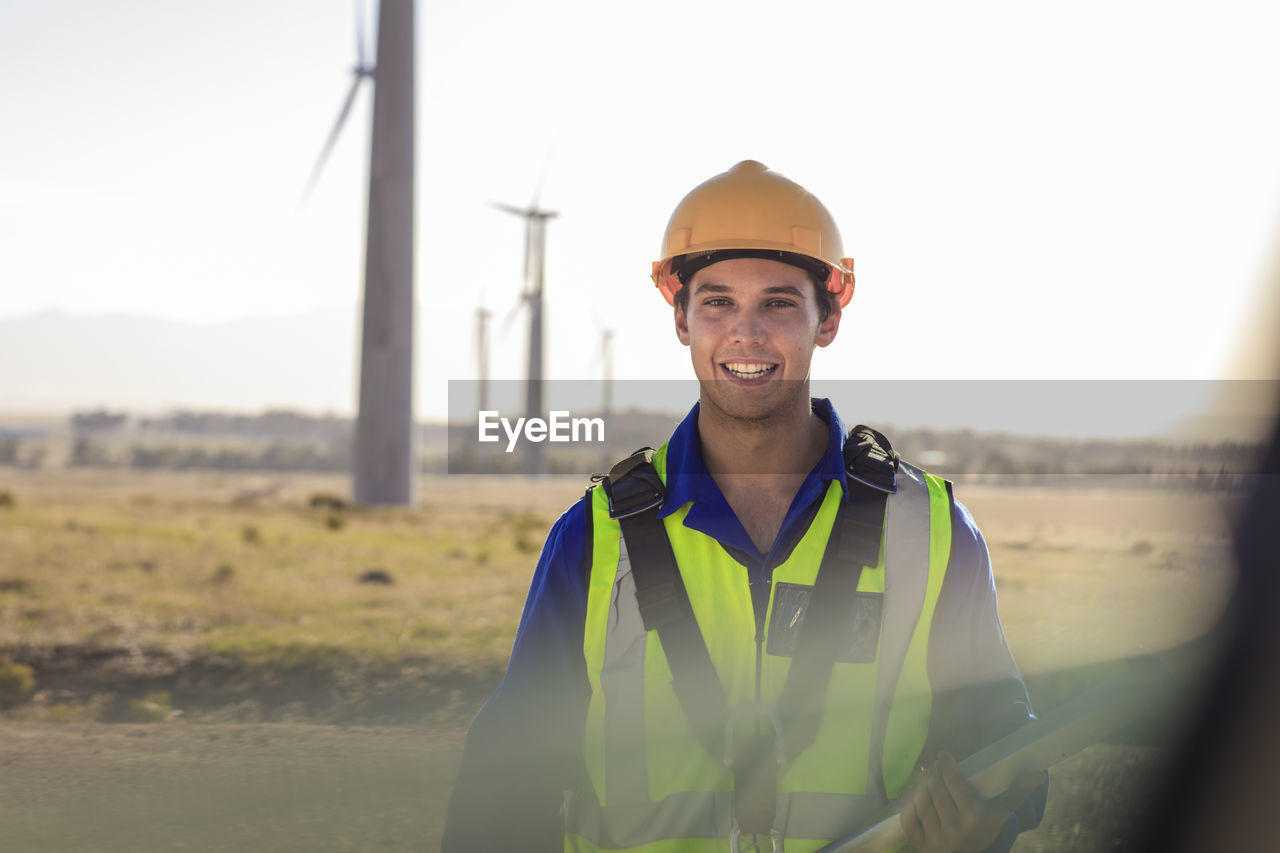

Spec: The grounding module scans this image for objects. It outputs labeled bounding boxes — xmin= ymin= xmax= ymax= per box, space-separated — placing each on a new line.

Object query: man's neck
xmin=696 ymin=392 xmax=828 ymax=480
xmin=694 ymin=391 xmax=830 ymax=553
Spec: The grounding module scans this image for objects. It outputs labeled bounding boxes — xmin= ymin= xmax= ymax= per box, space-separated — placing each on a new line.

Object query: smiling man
xmin=443 ymin=161 xmax=1047 ymax=853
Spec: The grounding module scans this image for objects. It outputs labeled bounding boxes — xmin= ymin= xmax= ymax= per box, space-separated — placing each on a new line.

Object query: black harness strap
xmin=778 ymin=481 xmax=887 ymax=759
xmin=604 ymin=450 xmax=729 ymax=763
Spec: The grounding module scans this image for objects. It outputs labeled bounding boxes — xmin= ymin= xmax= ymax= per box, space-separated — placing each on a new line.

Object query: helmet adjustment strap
xmin=673 ymin=249 xmax=831 ymax=287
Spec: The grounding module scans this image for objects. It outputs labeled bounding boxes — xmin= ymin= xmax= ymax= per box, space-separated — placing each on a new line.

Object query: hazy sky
xmin=3 ymin=0 xmax=1278 ymax=418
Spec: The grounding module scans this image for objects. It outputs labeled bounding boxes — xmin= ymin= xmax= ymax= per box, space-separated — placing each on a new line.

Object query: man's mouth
xmin=721 ymin=361 xmax=778 ymax=380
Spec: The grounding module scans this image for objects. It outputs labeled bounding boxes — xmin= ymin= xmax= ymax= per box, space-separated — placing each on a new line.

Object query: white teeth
xmin=724 ymin=362 xmax=777 ymax=377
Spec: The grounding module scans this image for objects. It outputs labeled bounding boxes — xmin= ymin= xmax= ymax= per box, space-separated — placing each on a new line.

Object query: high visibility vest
xmin=566 ymin=441 xmax=955 ymax=853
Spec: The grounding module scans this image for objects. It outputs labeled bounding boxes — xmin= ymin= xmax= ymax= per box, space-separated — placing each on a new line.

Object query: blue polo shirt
xmin=443 ymin=399 xmax=1046 ymax=852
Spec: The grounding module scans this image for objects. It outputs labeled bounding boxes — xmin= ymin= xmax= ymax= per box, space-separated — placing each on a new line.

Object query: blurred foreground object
xmin=1132 ymin=371 xmax=1280 ymax=850
xmin=818 ymin=640 xmax=1215 ymax=853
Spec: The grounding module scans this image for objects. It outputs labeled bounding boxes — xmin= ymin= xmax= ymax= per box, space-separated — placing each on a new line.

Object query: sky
xmin=2 ymin=0 xmax=1278 ymax=423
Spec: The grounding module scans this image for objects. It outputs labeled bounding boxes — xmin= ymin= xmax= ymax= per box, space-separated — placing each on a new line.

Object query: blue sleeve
xmin=441 ymin=495 xmax=592 ymax=853
xmin=924 ymin=497 xmax=1049 ymax=852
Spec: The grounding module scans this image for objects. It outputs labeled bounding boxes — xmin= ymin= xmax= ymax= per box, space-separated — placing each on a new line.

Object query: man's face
xmin=674 ymin=257 xmax=841 ymax=423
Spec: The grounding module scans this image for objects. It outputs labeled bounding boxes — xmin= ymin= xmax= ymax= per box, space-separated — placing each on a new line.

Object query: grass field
xmin=0 ymin=469 xmax=1238 ymax=851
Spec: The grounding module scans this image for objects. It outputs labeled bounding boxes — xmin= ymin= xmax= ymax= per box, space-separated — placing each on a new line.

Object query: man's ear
xmin=674 ymin=303 xmax=691 ymax=346
xmin=815 ymin=304 xmax=841 ymax=348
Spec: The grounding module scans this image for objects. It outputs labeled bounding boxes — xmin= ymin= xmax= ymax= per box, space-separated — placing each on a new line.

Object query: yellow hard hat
xmin=651 ymin=160 xmax=855 ymax=308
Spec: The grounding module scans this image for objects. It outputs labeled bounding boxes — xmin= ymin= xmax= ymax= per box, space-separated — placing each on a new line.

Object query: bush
xmin=127 ymin=691 xmax=177 ymax=722
xmin=309 ymin=492 xmax=347 ymax=511
xmin=211 ymin=563 xmax=236 ymax=584
xmin=39 ymin=702 xmax=91 ymax=724
xmin=0 ymin=490 xmax=14 ymax=509
xmin=0 ymin=660 xmax=36 ymax=706
xmin=358 ymin=568 xmax=394 ymax=585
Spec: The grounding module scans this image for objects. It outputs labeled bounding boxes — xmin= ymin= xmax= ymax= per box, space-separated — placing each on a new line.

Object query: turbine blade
xmin=474 ymin=308 xmax=488 ymax=364
xmin=532 ymin=152 xmax=554 ymax=209
xmin=354 ymin=0 xmax=367 ymax=69
xmin=489 ymin=200 xmax=529 ymax=217
xmin=499 ymin=298 xmax=524 ymax=341
xmin=588 ymin=331 xmax=603 ymax=371
xmin=523 ymin=219 xmax=533 ymax=290
xmin=303 ymin=75 xmax=364 ymax=199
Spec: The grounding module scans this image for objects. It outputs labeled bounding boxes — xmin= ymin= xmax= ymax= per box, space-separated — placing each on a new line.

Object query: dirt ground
xmin=0 ymin=720 xmax=465 ymax=853
xmin=0 ymin=718 xmax=1167 ymax=853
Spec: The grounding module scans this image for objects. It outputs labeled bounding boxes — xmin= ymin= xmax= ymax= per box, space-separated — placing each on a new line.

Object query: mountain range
xmin=0 ymin=308 xmax=359 ymax=414
xmin=1 ymin=309 xmax=1274 ymax=443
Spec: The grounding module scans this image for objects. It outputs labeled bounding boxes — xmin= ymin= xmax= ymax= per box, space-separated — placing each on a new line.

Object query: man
xmin=444 ymin=161 xmax=1047 ymax=852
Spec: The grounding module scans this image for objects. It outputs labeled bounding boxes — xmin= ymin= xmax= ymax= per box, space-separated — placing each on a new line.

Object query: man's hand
xmin=899 ymin=752 xmax=1044 ymax=853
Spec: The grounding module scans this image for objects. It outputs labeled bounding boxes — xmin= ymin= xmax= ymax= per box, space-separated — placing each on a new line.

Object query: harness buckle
xmin=843 ymin=425 xmax=899 ymax=494
xmin=729 ymin=823 xmax=784 ymax=853
xmin=724 ymin=704 xmax=787 ymax=853
xmin=723 ymin=704 xmax=787 ymax=768
xmin=603 ymin=448 xmax=666 ymax=519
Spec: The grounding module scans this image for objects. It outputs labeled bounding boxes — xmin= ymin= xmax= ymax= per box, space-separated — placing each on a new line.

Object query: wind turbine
xmin=475 ymin=305 xmax=491 ymax=415
xmin=598 ymin=328 xmax=614 ymax=418
xmin=307 ymin=0 xmax=416 ymax=506
xmin=491 ymin=199 xmax=557 ymax=476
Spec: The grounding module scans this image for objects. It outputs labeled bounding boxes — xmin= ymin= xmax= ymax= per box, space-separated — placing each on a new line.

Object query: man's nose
xmin=728 ymin=308 xmax=766 ymax=344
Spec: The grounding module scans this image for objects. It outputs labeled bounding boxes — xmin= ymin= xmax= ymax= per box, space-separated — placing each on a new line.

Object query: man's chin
xmin=699 ymin=380 xmax=809 ymax=423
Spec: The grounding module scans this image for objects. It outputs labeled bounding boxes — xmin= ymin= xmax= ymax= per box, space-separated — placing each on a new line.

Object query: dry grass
xmin=0 ymin=470 xmax=1236 ymax=679
xmin=965 ymin=485 xmax=1236 ymax=677
xmin=0 ymin=469 xmax=586 ymax=676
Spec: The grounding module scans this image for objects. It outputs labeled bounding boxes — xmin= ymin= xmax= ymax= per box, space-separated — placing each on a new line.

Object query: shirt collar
xmin=658 ymin=397 xmax=852 ymax=521
xmin=813 ymin=397 xmax=851 ymax=497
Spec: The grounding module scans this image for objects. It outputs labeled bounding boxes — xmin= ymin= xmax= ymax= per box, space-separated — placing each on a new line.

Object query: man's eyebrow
xmin=691 ymin=283 xmax=731 ymax=294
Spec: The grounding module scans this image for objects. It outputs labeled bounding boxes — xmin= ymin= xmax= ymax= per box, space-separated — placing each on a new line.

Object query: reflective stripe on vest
xmin=572 ymin=443 xmax=953 ymax=850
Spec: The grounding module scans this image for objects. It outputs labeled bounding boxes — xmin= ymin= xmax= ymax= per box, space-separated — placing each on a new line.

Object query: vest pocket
xmin=766 ymin=582 xmax=883 ymax=663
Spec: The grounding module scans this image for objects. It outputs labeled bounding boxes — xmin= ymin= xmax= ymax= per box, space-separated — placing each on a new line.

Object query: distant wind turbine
xmin=600 ymin=328 xmax=614 ymax=418
xmin=475 ymin=305 xmax=491 ymax=415
xmin=306 ymin=0 xmax=416 ymax=506
xmin=587 ymin=308 xmax=614 ymax=418
xmin=491 ymin=198 xmax=556 ymax=476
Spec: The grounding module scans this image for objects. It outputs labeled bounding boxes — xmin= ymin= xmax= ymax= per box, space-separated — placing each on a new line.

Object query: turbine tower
xmin=308 ymin=0 xmax=416 ymax=505
xmin=492 ymin=200 xmax=556 ymax=476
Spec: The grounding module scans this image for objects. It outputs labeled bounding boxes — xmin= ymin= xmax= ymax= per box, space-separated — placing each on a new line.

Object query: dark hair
xmin=672 ymin=252 xmax=839 ymax=321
